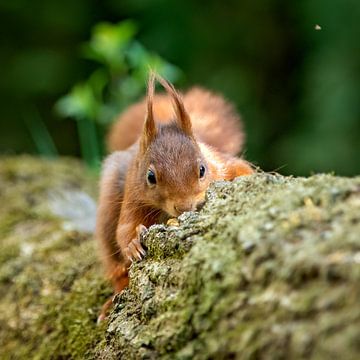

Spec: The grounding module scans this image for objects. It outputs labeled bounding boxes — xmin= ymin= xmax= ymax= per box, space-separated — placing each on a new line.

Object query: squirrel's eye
xmin=199 ymin=164 xmax=206 ymax=178
xmin=147 ymin=169 xmax=157 ymax=185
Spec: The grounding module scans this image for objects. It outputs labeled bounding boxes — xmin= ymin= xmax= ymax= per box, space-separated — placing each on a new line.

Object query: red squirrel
xmin=96 ymin=73 xmax=253 ymax=319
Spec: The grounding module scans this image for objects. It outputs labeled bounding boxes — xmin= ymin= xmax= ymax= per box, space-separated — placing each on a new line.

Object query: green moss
xmin=1 ymin=158 xmax=359 ymax=359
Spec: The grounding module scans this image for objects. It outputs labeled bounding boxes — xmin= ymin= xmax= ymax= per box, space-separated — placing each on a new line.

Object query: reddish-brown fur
xmin=96 ymin=73 xmax=253 ymax=320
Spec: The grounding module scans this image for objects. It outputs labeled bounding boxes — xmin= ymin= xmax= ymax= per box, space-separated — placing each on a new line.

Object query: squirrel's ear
xmin=156 ymin=74 xmax=193 ymax=137
xmin=140 ymin=72 xmax=157 ymax=152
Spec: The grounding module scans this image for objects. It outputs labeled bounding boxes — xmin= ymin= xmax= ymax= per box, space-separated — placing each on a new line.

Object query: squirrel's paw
xmin=124 ymin=237 xmax=146 ymax=262
xmin=124 ymin=224 xmax=147 ymax=262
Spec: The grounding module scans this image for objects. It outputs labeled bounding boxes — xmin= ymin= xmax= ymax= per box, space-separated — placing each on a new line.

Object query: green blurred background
xmin=0 ymin=0 xmax=359 ymax=175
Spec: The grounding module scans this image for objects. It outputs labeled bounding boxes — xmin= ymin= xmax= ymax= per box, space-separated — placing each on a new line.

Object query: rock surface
xmin=0 ymin=157 xmax=359 ymax=359
xmin=0 ymin=156 xmax=106 ymax=359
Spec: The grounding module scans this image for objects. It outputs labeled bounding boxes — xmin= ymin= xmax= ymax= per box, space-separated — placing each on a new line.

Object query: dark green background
xmin=0 ymin=0 xmax=359 ymax=175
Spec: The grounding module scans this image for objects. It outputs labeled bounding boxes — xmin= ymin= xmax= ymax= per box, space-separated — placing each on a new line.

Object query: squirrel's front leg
xmin=116 ymin=198 xmax=162 ymax=266
xmin=97 ymin=220 xmax=147 ymax=323
xmin=116 ymin=204 xmax=150 ymax=268
xmin=120 ymin=223 xmax=147 ymax=263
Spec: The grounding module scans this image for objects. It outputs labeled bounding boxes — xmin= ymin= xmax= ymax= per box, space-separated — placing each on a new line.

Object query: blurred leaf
xmin=126 ymin=41 xmax=150 ymax=68
xmin=83 ymin=20 xmax=137 ymax=70
xmin=97 ymin=104 xmax=120 ymax=126
xmin=56 ymin=83 xmax=99 ymax=121
xmin=88 ymin=69 xmax=108 ymax=100
xmin=117 ymin=77 xmax=143 ymax=103
xmin=143 ymin=54 xmax=182 ymax=83
xmin=127 ymin=41 xmax=182 ymax=83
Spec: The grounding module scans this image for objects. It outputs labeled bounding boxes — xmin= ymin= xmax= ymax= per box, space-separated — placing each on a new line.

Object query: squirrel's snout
xmin=172 ymin=198 xmax=206 ymax=216
xmin=174 ymin=204 xmax=194 ymax=215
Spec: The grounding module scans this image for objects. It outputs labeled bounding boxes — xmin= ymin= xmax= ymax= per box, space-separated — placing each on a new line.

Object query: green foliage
xmin=56 ymin=20 xmax=181 ymax=168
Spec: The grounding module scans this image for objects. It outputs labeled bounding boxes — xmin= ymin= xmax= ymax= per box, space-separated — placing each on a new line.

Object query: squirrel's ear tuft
xmin=140 ymin=71 xmax=157 ymax=152
xmin=156 ymin=74 xmax=193 ymax=137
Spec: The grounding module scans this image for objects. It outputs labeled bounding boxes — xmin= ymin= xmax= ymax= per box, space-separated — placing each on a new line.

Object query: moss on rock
xmin=0 ymin=156 xmax=109 ymax=359
xmin=0 ymin=157 xmax=359 ymax=359
xmin=102 ymin=173 xmax=360 ymax=359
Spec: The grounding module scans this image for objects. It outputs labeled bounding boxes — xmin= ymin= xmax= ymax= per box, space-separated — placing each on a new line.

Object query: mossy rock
xmin=0 ymin=156 xmax=109 ymax=359
xmin=0 ymin=157 xmax=359 ymax=359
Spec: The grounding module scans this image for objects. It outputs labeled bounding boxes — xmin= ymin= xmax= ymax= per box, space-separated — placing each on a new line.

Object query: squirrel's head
xmin=138 ymin=72 xmax=211 ymax=217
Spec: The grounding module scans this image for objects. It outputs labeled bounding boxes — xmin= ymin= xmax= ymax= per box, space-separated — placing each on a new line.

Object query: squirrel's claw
xmin=124 ymin=234 xmax=146 ymax=262
xmin=139 ymin=246 xmax=146 ymax=256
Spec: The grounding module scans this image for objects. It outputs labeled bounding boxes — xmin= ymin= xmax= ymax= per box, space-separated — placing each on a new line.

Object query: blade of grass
xmin=77 ymin=118 xmax=101 ymax=170
xmin=23 ymin=105 xmax=58 ymax=157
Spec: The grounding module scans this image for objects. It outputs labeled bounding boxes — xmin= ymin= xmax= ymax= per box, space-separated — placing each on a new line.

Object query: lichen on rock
xmin=0 ymin=157 xmax=359 ymax=359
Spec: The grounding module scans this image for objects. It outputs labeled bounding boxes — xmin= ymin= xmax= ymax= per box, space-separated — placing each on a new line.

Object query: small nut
xmin=167 ymin=218 xmax=180 ymax=227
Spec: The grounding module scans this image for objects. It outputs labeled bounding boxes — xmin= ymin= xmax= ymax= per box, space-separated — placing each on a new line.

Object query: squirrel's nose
xmin=196 ymin=200 xmax=206 ymax=211
xmin=174 ymin=204 xmax=193 ymax=214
